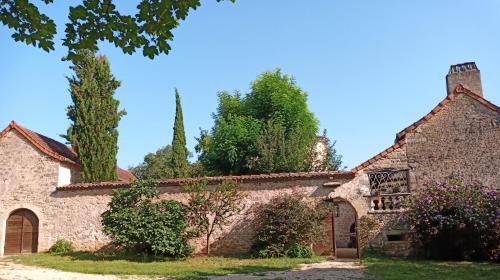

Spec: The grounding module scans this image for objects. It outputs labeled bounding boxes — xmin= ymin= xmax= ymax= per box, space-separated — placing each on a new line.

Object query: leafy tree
xmin=197 ymin=69 xmax=319 ymax=175
xmin=252 ymin=192 xmax=327 ymax=258
xmin=129 ymin=145 xmax=175 ymax=180
xmin=101 ymin=179 xmax=192 ymax=257
xmin=1 ymin=0 xmax=235 ymax=59
xmin=252 ymin=120 xmax=314 ymax=173
xmin=406 ymin=179 xmax=499 ymax=261
xmin=171 ymin=89 xmax=189 ymax=178
xmin=65 ymin=50 xmax=126 ymax=182
xmin=184 ymin=180 xmax=245 ymax=255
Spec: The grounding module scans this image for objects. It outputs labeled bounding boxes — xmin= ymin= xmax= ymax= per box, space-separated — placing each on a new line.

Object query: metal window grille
xmin=368 ymin=169 xmax=410 ymax=195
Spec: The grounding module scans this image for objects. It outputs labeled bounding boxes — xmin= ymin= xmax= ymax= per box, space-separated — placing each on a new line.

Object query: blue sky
xmin=1 ymin=0 xmax=499 ymax=170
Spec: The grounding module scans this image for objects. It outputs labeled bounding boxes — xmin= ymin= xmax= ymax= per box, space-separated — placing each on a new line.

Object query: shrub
xmin=406 ymin=179 xmax=499 ymax=261
xmin=285 ymin=244 xmax=314 ymax=258
xmin=49 ymin=239 xmax=73 ymax=254
xmin=101 ymin=179 xmax=192 ymax=257
xmin=252 ymin=192 xmax=326 ymax=258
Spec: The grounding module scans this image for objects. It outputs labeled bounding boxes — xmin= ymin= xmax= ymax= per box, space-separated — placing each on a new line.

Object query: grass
xmin=363 ymin=251 xmax=500 ymax=280
xmin=9 ymin=252 xmax=325 ymax=279
xmin=9 ymin=251 xmax=500 ymax=279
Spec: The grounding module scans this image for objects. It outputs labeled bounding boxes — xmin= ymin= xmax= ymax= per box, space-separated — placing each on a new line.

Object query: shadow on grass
xmin=11 ymin=252 xmax=328 ymax=279
xmin=58 ymin=251 xmax=178 ymax=262
xmin=362 ymin=249 xmax=500 ymax=280
xmin=58 ymin=251 xmax=261 ymax=263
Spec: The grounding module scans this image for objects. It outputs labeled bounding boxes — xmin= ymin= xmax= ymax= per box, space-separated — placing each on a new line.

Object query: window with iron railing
xmin=366 ymin=169 xmax=411 ymax=212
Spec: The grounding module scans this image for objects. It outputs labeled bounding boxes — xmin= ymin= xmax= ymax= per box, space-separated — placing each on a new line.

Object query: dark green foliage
xmin=171 ymin=89 xmax=189 ymax=178
xmin=1 ymin=0 xmax=234 ymax=59
xmin=284 ymin=244 xmax=314 ymax=258
xmin=253 ymin=193 xmax=326 ymax=258
xmin=184 ymin=181 xmax=245 ymax=255
xmin=65 ymin=50 xmax=125 ymax=182
xmin=129 ymin=145 xmax=204 ymax=180
xmin=101 ymin=180 xmax=192 ymax=257
xmin=0 ymin=0 xmax=56 ymax=52
xmin=129 ymin=146 xmax=175 ymax=180
xmin=197 ymin=69 xmax=319 ymax=175
xmin=49 ymin=239 xmax=74 ymax=254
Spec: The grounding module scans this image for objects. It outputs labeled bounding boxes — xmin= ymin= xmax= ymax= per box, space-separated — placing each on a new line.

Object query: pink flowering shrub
xmin=406 ymin=179 xmax=499 ymax=261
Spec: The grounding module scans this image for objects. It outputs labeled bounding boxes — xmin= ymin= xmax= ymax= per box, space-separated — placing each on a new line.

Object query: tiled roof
xmin=0 ymin=121 xmax=79 ymax=165
xmin=395 ymin=85 xmax=499 ymax=142
xmin=352 ymin=85 xmax=499 ymax=173
xmin=0 ymin=121 xmax=135 ymax=182
xmin=56 ymin=171 xmax=355 ymax=191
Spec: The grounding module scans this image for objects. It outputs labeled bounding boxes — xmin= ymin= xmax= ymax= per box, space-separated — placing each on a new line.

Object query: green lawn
xmin=9 ymin=252 xmax=325 ymax=279
xmin=363 ymin=254 xmax=500 ymax=280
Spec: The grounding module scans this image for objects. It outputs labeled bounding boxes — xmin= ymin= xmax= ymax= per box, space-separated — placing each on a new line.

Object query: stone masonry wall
xmin=406 ymin=94 xmax=500 ymax=188
xmin=334 ymin=202 xmax=356 ymax=248
xmin=0 ymin=129 xmax=353 ymax=255
xmin=1 ymin=92 xmax=497 ymax=257
xmin=0 ymin=131 xmax=115 ymax=255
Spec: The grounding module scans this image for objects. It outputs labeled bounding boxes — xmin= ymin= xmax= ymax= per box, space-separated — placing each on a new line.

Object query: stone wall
xmin=334 ymin=202 xmax=356 ymax=248
xmin=0 ymin=131 xmax=115 ymax=255
xmin=1 ymin=90 xmax=497 ymax=258
xmin=406 ymin=93 xmax=500 ymax=188
xmin=347 ymin=92 xmax=499 ymax=257
xmin=0 ymin=129 xmax=353 ymax=256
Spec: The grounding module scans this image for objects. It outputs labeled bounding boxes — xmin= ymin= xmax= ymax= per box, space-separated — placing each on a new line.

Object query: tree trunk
xmin=206 ymin=234 xmax=211 ymax=255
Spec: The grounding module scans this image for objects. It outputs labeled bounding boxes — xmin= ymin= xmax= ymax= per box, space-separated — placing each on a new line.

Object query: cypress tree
xmin=65 ymin=50 xmax=126 ymax=182
xmin=171 ymin=88 xmax=189 ymax=178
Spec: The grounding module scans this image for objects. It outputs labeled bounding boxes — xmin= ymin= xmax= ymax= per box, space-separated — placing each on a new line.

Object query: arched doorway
xmin=4 ymin=209 xmax=38 ymax=255
xmin=313 ymin=198 xmax=359 ymax=258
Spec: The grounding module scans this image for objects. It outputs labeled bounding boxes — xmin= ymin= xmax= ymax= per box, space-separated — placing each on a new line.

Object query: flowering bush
xmin=406 ymin=179 xmax=499 ymax=261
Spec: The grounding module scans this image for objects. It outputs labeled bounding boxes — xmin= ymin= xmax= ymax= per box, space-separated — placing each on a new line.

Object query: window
xmin=386 ymin=233 xmax=409 ymax=242
xmin=367 ymin=169 xmax=411 ymax=212
xmin=368 ymin=169 xmax=410 ymax=195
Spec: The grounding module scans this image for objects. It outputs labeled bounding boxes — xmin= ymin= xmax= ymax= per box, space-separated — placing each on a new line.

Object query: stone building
xmin=0 ymin=62 xmax=498 ymax=257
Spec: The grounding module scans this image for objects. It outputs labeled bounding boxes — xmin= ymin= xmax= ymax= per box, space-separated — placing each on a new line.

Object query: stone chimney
xmin=446 ymin=62 xmax=483 ymax=97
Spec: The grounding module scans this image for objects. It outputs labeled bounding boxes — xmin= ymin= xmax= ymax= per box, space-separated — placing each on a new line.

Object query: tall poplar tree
xmin=171 ymin=89 xmax=189 ymax=178
xmin=65 ymin=50 xmax=126 ymax=182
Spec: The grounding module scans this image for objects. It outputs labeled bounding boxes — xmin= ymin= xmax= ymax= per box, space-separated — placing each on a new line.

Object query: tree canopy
xmin=65 ymin=50 xmax=125 ymax=182
xmin=129 ymin=145 xmax=175 ymax=180
xmin=196 ymin=69 xmax=320 ymax=175
xmin=1 ymin=0 xmax=234 ymax=60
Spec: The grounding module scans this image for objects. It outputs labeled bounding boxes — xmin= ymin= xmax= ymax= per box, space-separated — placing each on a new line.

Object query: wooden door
xmin=4 ymin=209 xmax=38 ymax=255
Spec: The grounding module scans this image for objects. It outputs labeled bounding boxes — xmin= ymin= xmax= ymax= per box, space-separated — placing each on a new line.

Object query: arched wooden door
xmin=4 ymin=209 xmax=38 ymax=255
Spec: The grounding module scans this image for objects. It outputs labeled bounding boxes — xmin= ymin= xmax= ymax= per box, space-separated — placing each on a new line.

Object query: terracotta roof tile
xmin=352 ymin=85 xmax=499 ymax=173
xmin=0 ymin=121 xmax=135 ymax=182
xmin=0 ymin=121 xmax=78 ymax=165
xmin=56 ymin=171 xmax=355 ymax=191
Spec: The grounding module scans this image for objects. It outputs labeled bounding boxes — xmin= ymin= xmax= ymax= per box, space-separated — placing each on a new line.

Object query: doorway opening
xmin=313 ymin=198 xmax=359 ymax=258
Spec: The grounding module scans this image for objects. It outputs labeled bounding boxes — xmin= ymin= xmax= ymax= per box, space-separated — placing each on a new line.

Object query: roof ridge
xmin=352 ymin=84 xmax=499 ymax=172
xmin=0 ymin=121 xmax=77 ymax=165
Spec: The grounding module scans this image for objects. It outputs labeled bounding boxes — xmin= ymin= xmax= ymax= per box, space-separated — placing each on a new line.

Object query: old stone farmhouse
xmin=1 ymin=62 xmax=498 ymax=258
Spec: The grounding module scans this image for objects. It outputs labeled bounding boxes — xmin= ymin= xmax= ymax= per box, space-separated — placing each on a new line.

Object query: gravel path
xmin=209 ymin=260 xmax=367 ymax=280
xmin=0 ymin=260 xmax=120 ymax=280
xmin=0 ymin=258 xmax=366 ymax=280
